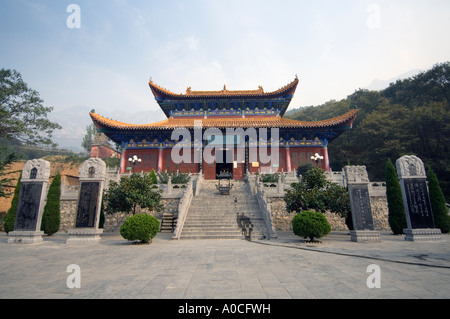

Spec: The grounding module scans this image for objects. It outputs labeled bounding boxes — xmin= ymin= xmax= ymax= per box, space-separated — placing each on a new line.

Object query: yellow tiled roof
xmin=149 ymin=77 xmax=299 ymax=99
xmin=90 ymin=109 xmax=358 ymax=131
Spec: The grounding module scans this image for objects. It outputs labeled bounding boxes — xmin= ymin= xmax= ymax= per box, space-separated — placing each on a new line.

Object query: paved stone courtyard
xmin=0 ymin=231 xmax=449 ymax=299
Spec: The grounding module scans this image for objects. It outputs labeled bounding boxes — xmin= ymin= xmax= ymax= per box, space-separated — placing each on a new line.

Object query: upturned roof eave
xmin=90 ymin=109 xmax=358 ymax=132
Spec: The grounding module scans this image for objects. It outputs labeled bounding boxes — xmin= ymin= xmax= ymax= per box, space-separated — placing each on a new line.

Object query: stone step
xmin=180 ymin=234 xmax=244 ymax=240
xmin=186 ymin=209 xmax=263 ymax=216
xmin=179 ymin=180 xmax=269 ymax=240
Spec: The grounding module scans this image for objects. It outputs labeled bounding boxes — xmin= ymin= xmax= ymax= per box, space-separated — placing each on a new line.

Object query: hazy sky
xmin=1 ymin=0 xmax=450 ymax=121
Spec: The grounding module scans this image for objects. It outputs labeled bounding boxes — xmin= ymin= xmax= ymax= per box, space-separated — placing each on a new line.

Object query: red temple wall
xmin=121 ymin=146 xmax=327 ymax=176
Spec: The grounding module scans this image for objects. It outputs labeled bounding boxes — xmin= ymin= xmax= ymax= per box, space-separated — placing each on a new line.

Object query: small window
xmin=88 ymin=166 xmax=95 ymax=178
xmin=30 ymin=167 xmax=38 ymax=179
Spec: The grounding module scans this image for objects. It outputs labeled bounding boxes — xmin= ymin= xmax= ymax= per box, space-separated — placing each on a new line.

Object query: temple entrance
xmin=216 ymin=149 xmax=233 ymax=179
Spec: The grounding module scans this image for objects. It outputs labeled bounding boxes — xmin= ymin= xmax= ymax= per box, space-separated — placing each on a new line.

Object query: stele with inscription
xmin=66 ymin=158 xmax=106 ymax=244
xmin=344 ymin=165 xmax=380 ymax=243
xmin=396 ymin=155 xmax=442 ymax=241
xmin=8 ymin=159 xmax=51 ymax=244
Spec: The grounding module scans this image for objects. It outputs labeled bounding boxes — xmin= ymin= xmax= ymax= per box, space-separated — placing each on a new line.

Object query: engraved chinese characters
xmin=8 ymin=159 xmax=51 ymax=244
xmin=66 ymin=158 xmax=106 ymax=244
xmin=396 ymin=155 xmax=442 ymax=241
xmin=75 ymin=182 xmax=100 ymax=227
xmin=402 ymin=179 xmax=433 ymax=229
xmin=344 ymin=166 xmax=380 ymax=242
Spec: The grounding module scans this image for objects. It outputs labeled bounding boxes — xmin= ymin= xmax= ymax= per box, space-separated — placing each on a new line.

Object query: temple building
xmin=90 ymin=76 xmax=358 ymax=180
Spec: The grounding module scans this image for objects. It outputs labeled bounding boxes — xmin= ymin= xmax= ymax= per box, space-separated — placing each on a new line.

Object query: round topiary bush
xmin=292 ymin=210 xmax=331 ymax=242
xmin=120 ymin=213 xmax=160 ymax=244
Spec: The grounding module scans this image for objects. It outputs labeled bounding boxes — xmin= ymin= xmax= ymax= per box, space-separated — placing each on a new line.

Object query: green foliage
xmin=104 ymin=173 xmax=163 ymax=215
xmin=148 ymin=169 xmax=157 ymax=184
xmin=81 ymin=124 xmax=96 ymax=153
xmin=284 ymin=167 xmax=350 ymax=218
xmin=296 ymin=163 xmax=314 ymax=178
xmin=4 ymin=172 xmax=21 ymax=234
xmin=157 ymin=169 xmax=190 ymax=184
xmin=292 ymin=210 xmax=331 ymax=241
xmin=385 ymin=159 xmax=407 ymax=235
xmin=303 ymin=167 xmax=328 ymax=189
xmin=0 ymin=69 xmax=61 ymax=147
xmin=0 ymin=147 xmax=18 ymax=198
xmin=0 ymin=214 xmax=5 ymax=232
xmin=41 ymin=172 xmax=61 ymax=235
xmin=287 ymin=62 xmax=450 ymax=200
xmin=427 ymin=166 xmax=450 ymax=233
xmin=120 ymin=213 xmax=160 ymax=244
xmin=261 ymin=173 xmax=279 ymax=183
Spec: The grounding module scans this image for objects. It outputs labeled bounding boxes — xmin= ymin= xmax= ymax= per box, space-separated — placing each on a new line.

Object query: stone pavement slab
xmin=0 ymin=231 xmax=449 ymax=299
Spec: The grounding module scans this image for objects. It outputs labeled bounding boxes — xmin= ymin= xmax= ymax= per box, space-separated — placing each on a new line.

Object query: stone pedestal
xmin=66 ymin=228 xmax=103 ymax=244
xmin=350 ymin=230 xmax=380 ymax=243
xmin=7 ymin=231 xmax=45 ymax=244
xmin=404 ymin=228 xmax=442 ymax=242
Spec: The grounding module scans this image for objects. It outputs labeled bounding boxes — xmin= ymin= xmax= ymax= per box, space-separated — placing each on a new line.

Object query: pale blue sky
xmin=1 ymin=0 xmax=450 ymax=121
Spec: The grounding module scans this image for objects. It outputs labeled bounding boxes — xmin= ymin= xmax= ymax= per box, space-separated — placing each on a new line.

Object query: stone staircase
xmin=160 ymin=213 xmax=177 ymax=233
xmin=180 ymin=180 xmax=269 ymax=240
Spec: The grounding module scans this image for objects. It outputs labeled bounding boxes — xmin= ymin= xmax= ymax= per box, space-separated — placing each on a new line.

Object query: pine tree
xmin=4 ymin=172 xmax=21 ymax=234
xmin=385 ymin=158 xmax=407 ymax=235
xmin=427 ymin=166 xmax=450 ymax=233
xmin=41 ymin=172 xmax=61 ymax=236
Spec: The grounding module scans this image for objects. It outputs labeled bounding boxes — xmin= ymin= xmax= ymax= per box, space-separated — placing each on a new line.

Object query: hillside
xmin=0 ymin=156 xmax=81 ymax=213
xmin=286 ymin=62 xmax=450 ymax=200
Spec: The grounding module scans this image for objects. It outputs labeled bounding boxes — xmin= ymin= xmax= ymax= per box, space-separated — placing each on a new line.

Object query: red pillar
xmin=323 ymin=145 xmax=330 ymax=172
xmin=120 ymin=150 xmax=127 ymax=174
xmin=158 ymin=147 xmax=164 ymax=172
xmin=285 ymin=146 xmax=292 ymax=172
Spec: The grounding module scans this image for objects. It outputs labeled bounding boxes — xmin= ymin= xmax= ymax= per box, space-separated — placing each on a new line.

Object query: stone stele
xmin=8 ymin=159 xmax=50 ymax=244
xmin=66 ymin=158 xmax=106 ymax=244
xmin=396 ymin=155 xmax=442 ymax=241
xmin=344 ymin=165 xmax=380 ymax=243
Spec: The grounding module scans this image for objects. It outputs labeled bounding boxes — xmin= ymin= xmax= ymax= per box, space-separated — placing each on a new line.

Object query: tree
xmin=0 ymin=147 xmax=18 ymax=198
xmin=81 ymin=124 xmax=96 ymax=153
xmin=4 ymin=172 xmax=21 ymax=234
xmin=284 ymin=167 xmax=350 ymax=218
xmin=426 ymin=166 xmax=450 ymax=233
xmin=385 ymin=158 xmax=407 ymax=235
xmin=287 ymin=62 xmax=450 ymax=200
xmin=81 ymin=122 xmax=114 ymax=154
xmin=0 ymin=69 xmax=61 ymax=147
xmin=104 ymin=173 xmax=163 ymax=216
xmin=41 ymin=172 xmax=61 ymax=236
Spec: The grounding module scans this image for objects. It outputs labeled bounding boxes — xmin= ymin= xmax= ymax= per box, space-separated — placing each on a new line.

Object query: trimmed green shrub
xmin=292 ymin=210 xmax=331 ymax=242
xmin=120 ymin=213 xmax=160 ymax=244
xmin=41 ymin=172 xmax=61 ymax=236
xmin=4 ymin=172 xmax=21 ymax=234
xmin=385 ymin=158 xmax=407 ymax=235
xmin=427 ymin=166 xmax=450 ymax=233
